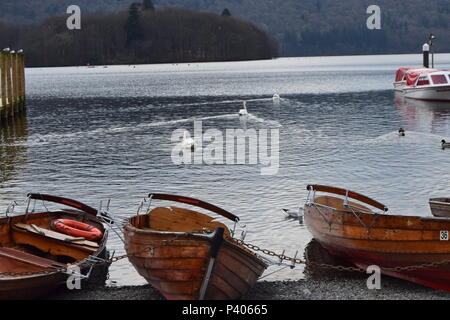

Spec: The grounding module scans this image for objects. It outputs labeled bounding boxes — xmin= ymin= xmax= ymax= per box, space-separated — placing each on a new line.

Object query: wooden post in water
xmin=19 ymin=52 xmax=25 ymax=109
xmin=5 ymin=51 xmax=13 ymax=119
xmin=0 ymin=52 xmax=6 ymax=121
xmin=12 ymin=52 xmax=19 ymax=114
xmin=0 ymin=50 xmax=26 ymax=123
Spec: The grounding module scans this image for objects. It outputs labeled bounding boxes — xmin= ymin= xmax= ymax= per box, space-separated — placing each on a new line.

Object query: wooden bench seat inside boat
xmin=14 ymin=224 xmax=99 ymax=248
xmin=11 ymin=223 xmax=99 ymax=260
xmin=0 ymin=247 xmax=65 ymax=272
xmin=144 ymin=206 xmax=230 ymax=236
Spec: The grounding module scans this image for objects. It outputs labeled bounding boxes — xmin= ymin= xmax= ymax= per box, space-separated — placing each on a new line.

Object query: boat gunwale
xmin=123 ymin=218 xmax=268 ymax=268
xmin=123 ymin=219 xmax=216 ymax=241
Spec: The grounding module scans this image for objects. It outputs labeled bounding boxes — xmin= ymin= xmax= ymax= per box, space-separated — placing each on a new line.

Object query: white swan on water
xmin=239 ymin=101 xmax=249 ymax=117
xmin=182 ymin=131 xmax=196 ymax=151
xmin=273 ymin=94 xmax=281 ymax=104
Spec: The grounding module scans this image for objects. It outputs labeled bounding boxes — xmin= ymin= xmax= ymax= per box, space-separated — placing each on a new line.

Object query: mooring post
xmin=0 ymin=50 xmax=26 ymax=122
xmin=0 ymin=52 xmax=5 ymax=121
xmin=12 ymin=52 xmax=19 ymax=114
xmin=19 ymin=52 xmax=25 ymax=111
xmin=423 ymin=43 xmax=430 ymax=69
xmin=5 ymin=51 xmax=13 ymax=119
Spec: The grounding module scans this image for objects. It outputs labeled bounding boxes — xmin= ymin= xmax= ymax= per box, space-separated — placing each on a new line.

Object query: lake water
xmin=1 ymin=53 xmax=450 ymax=286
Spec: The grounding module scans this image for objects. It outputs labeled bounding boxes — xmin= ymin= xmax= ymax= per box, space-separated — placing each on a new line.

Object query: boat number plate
xmin=440 ymin=231 xmax=449 ymax=241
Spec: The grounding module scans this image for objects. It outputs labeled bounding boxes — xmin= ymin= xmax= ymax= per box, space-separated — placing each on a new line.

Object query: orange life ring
xmin=51 ymin=219 xmax=103 ymax=241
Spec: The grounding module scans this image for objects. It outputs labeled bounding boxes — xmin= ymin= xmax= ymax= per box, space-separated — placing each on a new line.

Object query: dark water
xmin=1 ymin=54 xmax=450 ymax=286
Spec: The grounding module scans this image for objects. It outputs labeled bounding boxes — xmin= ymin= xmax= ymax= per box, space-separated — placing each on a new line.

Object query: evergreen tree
xmin=125 ymin=3 xmax=144 ymax=46
xmin=221 ymin=8 xmax=231 ymax=17
xmin=143 ymin=0 xmax=154 ymax=10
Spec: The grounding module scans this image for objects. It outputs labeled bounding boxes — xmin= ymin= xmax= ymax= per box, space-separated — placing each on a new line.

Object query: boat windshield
xmin=417 ymin=76 xmax=430 ymax=86
xmin=431 ymin=74 xmax=449 ymax=85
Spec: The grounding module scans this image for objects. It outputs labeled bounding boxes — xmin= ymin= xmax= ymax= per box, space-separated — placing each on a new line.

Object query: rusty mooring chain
xmin=3 ymin=233 xmax=450 ymax=278
xmin=231 ymin=238 xmax=450 ymax=273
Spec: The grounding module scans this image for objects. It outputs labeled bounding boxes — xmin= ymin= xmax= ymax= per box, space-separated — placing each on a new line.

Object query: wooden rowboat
xmin=304 ymin=185 xmax=450 ymax=291
xmin=124 ymin=194 xmax=268 ymax=300
xmin=0 ymin=194 xmax=108 ymax=300
xmin=429 ymin=198 xmax=450 ymax=218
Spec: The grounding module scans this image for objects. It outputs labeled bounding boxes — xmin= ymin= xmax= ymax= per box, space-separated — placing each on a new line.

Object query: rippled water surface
xmin=2 ymin=54 xmax=450 ymax=286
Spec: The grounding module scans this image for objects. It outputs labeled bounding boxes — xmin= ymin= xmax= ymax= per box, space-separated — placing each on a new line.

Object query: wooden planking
xmin=11 ymin=228 xmax=93 ymax=260
xmin=207 ymin=272 xmax=242 ymax=300
xmin=0 ymin=272 xmax=65 ymax=300
xmin=145 ymin=207 xmax=230 ymax=237
xmin=0 ymin=52 xmax=6 ymax=110
xmin=127 ymin=242 xmax=210 ymax=259
xmin=210 ymin=261 xmax=251 ymax=295
xmin=304 ymin=197 xmax=450 ymax=258
xmin=306 ymin=209 xmax=448 ymax=242
xmin=222 ymin=242 xmax=267 ymax=274
xmin=143 ymin=257 xmax=207 ymax=270
xmin=0 ymin=209 xmax=108 ymax=300
xmin=204 ymin=283 xmax=230 ymax=300
xmin=14 ymin=223 xmax=99 ymax=248
xmin=124 ymin=207 xmax=268 ymax=300
xmin=310 ymin=196 xmax=450 ymax=230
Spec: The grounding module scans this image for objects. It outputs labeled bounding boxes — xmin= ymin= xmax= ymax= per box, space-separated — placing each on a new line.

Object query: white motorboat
xmin=402 ymin=70 xmax=450 ymax=102
xmin=393 ymin=67 xmax=424 ymax=91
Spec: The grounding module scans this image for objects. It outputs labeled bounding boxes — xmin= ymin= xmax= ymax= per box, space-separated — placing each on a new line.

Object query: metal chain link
xmin=4 ymin=232 xmax=450 ymax=278
xmin=231 ymin=238 xmax=450 ymax=273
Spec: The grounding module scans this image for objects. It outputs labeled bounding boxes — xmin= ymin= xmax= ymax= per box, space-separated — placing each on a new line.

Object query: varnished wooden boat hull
xmin=0 ymin=273 xmax=66 ymax=300
xmin=430 ymin=198 xmax=450 ymax=218
xmin=124 ymin=210 xmax=267 ymax=300
xmin=304 ymin=194 xmax=450 ymax=291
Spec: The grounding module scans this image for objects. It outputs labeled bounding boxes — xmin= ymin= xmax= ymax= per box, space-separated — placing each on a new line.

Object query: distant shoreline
xmin=23 ymin=52 xmax=450 ymax=70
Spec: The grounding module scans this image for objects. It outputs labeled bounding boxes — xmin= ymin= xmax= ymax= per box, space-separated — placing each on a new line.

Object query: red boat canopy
xmin=395 ymin=67 xmax=419 ymax=82
xmin=405 ymin=69 xmax=438 ymax=86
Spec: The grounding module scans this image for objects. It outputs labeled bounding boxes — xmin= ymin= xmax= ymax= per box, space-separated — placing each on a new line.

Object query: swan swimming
xmin=273 ymin=94 xmax=281 ymax=103
xmin=239 ymin=101 xmax=249 ymax=117
xmin=182 ymin=131 xmax=196 ymax=151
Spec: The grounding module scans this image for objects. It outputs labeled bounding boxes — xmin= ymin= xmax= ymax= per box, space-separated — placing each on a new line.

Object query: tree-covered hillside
xmin=1 ymin=0 xmax=449 ymax=56
xmin=0 ymin=6 xmax=276 ymax=67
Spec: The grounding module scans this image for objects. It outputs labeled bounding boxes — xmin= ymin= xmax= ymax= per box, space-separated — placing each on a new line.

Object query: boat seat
xmin=0 ymin=247 xmax=66 ymax=269
xmin=14 ymin=223 xmax=99 ymax=249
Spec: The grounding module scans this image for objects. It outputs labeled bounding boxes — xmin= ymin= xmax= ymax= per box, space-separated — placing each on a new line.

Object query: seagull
xmin=282 ymin=208 xmax=304 ymax=220
xmin=398 ymin=128 xmax=405 ymax=137
xmin=182 ymin=131 xmax=196 ymax=151
xmin=239 ymin=101 xmax=248 ymax=117
xmin=17 ymin=49 xmax=23 ymax=53
xmin=442 ymin=140 xmax=450 ymax=149
xmin=3 ymin=48 xmax=10 ymax=52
